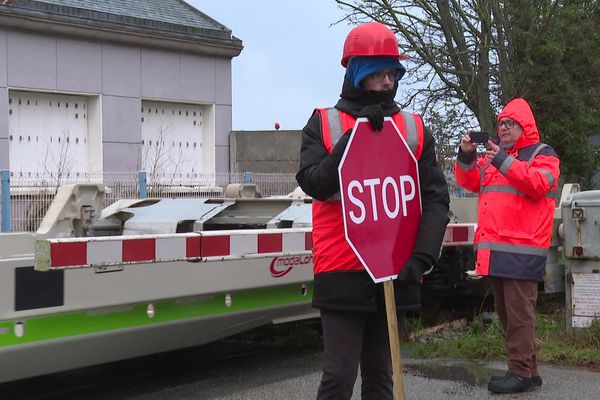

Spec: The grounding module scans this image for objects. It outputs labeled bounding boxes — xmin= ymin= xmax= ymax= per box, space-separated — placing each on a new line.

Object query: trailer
xmin=1 ymin=181 xmax=588 ymax=383
xmin=0 ymin=184 xmax=307 ymax=381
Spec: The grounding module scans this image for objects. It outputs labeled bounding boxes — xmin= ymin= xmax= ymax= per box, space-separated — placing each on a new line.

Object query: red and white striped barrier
xmin=35 ymin=224 xmax=477 ymax=271
xmin=442 ymin=223 xmax=476 ymax=246
xmin=35 ymin=229 xmax=313 ymax=271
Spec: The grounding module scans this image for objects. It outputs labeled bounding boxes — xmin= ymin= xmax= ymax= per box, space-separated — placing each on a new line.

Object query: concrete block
xmin=229 ymin=130 xmax=301 ymax=174
xmin=236 ymin=160 xmax=299 ymax=174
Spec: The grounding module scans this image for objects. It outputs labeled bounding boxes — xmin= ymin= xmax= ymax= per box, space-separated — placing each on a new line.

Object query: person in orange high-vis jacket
xmin=455 ymin=97 xmax=560 ymax=394
xmin=296 ymin=22 xmax=449 ymax=400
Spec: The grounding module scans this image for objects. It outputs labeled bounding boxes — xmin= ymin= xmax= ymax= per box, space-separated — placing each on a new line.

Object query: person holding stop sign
xmin=296 ymin=21 xmax=450 ymax=400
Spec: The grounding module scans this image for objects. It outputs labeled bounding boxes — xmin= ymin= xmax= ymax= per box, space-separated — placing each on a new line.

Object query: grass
xmin=226 ymin=295 xmax=600 ymax=371
xmin=404 ymin=294 xmax=600 ymax=372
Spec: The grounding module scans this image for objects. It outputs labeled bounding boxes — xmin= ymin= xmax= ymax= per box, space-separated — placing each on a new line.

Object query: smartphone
xmin=470 ymin=131 xmax=489 ymax=144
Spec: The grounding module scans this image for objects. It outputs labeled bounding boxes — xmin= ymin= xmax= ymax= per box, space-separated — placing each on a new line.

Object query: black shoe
xmin=488 ymin=372 xmax=535 ymax=394
xmin=491 ymin=372 xmax=543 ymax=387
xmin=490 ymin=371 xmax=510 ymax=382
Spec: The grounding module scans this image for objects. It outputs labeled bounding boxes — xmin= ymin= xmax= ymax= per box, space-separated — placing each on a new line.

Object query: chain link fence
xmin=2 ymin=171 xmax=299 ymax=233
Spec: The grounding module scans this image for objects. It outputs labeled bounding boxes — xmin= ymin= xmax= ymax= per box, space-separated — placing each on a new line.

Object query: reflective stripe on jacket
xmin=312 ymin=108 xmax=424 ymax=274
xmin=454 ymin=98 xmax=560 ymax=281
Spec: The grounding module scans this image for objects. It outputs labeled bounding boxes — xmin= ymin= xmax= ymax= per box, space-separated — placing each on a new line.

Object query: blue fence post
xmin=1 ymin=170 xmax=11 ymax=232
xmin=243 ymin=172 xmax=254 ymax=184
xmin=138 ymin=171 xmax=148 ymax=199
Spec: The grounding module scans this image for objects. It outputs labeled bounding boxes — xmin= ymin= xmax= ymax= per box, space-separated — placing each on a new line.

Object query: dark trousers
xmin=316 ymin=308 xmax=403 ymax=400
xmin=491 ymin=277 xmax=539 ymax=378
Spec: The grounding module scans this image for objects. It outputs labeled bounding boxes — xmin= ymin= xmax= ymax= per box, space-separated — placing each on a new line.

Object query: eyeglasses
xmin=368 ymin=69 xmax=402 ymax=82
xmin=497 ymin=119 xmax=517 ymax=129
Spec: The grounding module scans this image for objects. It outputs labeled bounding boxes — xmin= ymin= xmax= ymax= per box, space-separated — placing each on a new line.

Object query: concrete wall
xmin=230 ymin=130 xmax=301 ymax=174
xmin=0 ymin=29 xmax=233 ymax=173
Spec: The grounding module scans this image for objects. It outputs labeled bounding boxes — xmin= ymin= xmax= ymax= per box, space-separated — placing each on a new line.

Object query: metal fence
xmin=0 ymin=170 xmax=474 ymax=233
xmin=1 ymin=170 xmax=298 ymax=233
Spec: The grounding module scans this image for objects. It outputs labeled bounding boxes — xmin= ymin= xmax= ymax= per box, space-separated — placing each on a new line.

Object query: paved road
xmin=2 ymin=341 xmax=599 ymax=400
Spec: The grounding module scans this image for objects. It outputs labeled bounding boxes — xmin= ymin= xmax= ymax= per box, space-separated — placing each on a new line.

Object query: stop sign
xmin=338 ymin=117 xmax=422 ymax=283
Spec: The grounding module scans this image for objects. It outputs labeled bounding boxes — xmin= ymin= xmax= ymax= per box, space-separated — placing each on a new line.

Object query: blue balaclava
xmin=345 ymin=56 xmax=406 ymax=88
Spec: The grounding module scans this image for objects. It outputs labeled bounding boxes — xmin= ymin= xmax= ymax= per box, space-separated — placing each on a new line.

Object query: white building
xmin=0 ymin=0 xmax=242 ymax=175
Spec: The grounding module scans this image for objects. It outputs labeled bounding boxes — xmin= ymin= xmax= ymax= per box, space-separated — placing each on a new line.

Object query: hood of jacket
xmin=497 ymin=98 xmax=540 ymax=150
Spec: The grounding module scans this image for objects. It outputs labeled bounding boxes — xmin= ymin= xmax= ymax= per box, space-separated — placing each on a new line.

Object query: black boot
xmin=490 ymin=372 xmax=542 ymax=387
xmin=490 ymin=371 xmax=510 ymax=382
xmin=488 ymin=372 xmax=534 ymax=393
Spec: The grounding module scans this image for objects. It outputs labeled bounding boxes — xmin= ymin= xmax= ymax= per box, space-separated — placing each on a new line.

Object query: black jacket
xmin=296 ymin=79 xmax=450 ymax=312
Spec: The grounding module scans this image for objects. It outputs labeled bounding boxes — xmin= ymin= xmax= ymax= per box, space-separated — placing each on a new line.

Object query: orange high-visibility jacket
xmin=311 ymin=108 xmax=424 ymax=274
xmin=454 ymin=98 xmax=560 ymax=281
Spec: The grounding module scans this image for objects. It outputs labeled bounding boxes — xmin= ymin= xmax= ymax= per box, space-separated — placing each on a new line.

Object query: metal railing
xmin=1 ymin=170 xmax=298 ymax=233
xmin=0 ymin=170 xmax=474 ymax=233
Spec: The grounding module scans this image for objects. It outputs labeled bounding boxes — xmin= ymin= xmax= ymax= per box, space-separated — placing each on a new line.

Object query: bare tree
xmin=21 ymin=129 xmax=78 ymax=231
xmin=142 ymin=121 xmax=173 ymax=175
xmin=334 ymin=0 xmax=562 ymax=132
xmin=40 ymin=129 xmax=75 ymax=189
xmin=142 ymin=122 xmax=194 ymax=196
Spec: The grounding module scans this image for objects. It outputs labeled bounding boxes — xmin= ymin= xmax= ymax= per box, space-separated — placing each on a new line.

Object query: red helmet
xmin=341 ymin=22 xmax=407 ymax=67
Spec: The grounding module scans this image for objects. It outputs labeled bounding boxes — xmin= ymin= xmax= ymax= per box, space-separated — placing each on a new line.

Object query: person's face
xmin=496 ymin=118 xmax=523 ymax=149
xmin=362 ymin=68 xmax=398 ymax=92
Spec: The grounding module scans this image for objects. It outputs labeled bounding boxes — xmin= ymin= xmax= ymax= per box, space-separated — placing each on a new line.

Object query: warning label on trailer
xmin=572 ymin=273 xmax=600 ymax=317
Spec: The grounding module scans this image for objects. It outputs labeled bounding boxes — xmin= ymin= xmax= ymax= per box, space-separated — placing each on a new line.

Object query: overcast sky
xmin=187 ymin=1 xmax=353 ymax=131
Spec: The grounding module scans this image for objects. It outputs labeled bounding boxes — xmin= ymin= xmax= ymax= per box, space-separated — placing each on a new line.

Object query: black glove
xmin=358 ymin=104 xmax=384 ymax=131
xmin=398 ymin=259 xmax=429 ymax=283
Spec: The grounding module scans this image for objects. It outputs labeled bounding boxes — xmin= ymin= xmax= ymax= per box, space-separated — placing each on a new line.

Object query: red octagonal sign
xmin=339 ymin=117 xmax=422 ymax=283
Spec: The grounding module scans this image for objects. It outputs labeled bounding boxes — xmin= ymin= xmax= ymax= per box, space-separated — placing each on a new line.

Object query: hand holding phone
xmin=470 ymin=131 xmax=489 ymax=144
